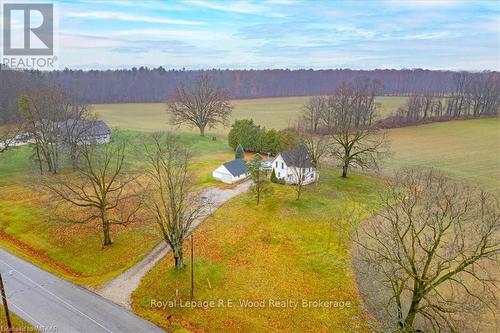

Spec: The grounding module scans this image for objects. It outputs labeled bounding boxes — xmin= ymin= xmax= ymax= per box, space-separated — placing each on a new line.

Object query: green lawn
xmin=0 ymin=307 xmax=38 ymax=332
xmin=0 ymin=130 xmax=233 ymax=286
xmin=384 ymin=117 xmax=500 ymax=190
xmin=94 ymin=96 xmax=407 ymax=136
xmin=132 ymin=170 xmax=384 ymax=332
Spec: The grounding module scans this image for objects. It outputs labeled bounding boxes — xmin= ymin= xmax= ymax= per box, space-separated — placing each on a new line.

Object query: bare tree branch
xmin=353 ymin=169 xmax=500 ymax=332
xmin=167 ymin=74 xmax=233 ymax=136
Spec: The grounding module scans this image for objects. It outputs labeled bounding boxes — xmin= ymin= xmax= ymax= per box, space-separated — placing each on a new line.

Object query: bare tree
xmin=446 ymin=72 xmax=471 ymax=118
xmin=321 ymin=96 xmax=337 ymax=132
xmin=247 ymin=153 xmax=273 ymax=205
xmin=19 ymin=85 xmax=96 ymax=173
xmin=144 ymin=133 xmax=210 ymax=269
xmin=59 ymin=103 xmax=97 ymax=168
xmin=44 ymin=142 xmax=141 ymax=247
xmin=0 ymin=123 xmax=22 ymax=153
xmin=19 ymin=89 xmax=62 ymax=173
xmin=167 ymin=74 xmax=233 ymax=136
xmin=302 ymin=96 xmax=326 ymax=132
xmin=467 ymin=73 xmax=500 ymax=117
xmin=328 ymin=79 xmax=388 ymax=177
xmin=354 ymin=169 xmax=500 ymax=333
xmin=295 ymin=126 xmax=329 ymax=169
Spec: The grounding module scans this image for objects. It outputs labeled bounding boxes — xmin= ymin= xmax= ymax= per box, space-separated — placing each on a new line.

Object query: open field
xmin=384 ymin=117 xmax=500 ymax=190
xmin=94 ymin=97 xmax=499 ymax=190
xmin=132 ymin=170 xmax=384 ymax=332
xmin=0 ymin=130 xmax=233 ymax=286
xmin=94 ymin=96 xmax=407 ymax=136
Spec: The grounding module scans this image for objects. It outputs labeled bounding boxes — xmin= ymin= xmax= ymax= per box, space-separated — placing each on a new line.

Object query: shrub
xmin=228 ymin=119 xmax=298 ymax=156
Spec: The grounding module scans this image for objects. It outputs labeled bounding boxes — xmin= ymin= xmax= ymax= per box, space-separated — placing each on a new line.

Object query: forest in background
xmin=0 ymin=67 xmax=498 ymax=124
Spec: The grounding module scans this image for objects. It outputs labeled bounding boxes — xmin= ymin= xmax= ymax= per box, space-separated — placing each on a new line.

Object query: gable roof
xmin=279 ymin=146 xmax=313 ymax=168
xmin=223 ymin=159 xmax=248 ymax=177
xmin=61 ymin=119 xmax=110 ymax=137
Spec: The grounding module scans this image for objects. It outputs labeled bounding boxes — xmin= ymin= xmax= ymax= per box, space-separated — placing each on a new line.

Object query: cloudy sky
xmin=54 ymin=0 xmax=499 ymax=70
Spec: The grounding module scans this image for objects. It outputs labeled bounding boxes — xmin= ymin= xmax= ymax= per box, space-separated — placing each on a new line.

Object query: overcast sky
xmin=54 ymin=0 xmax=499 ymax=70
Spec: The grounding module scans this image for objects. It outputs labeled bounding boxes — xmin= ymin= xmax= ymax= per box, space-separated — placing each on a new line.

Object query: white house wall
xmin=272 ymin=154 xmax=319 ymax=185
xmin=273 ymin=155 xmax=287 ymax=179
xmin=213 ymin=165 xmax=230 ymax=183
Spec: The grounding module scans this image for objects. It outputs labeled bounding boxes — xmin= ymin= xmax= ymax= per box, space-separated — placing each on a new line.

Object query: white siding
xmin=273 ymin=155 xmax=287 ymax=180
xmin=272 ymin=154 xmax=319 ymax=185
xmin=212 ymin=165 xmax=248 ymax=184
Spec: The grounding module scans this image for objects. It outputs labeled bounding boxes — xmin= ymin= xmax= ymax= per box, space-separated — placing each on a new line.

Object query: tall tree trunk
xmin=173 ymin=244 xmax=184 ymax=269
xmin=43 ymin=145 xmax=53 ymax=173
xmin=52 ymin=145 xmax=59 ymax=174
xmin=101 ymin=210 xmax=112 ymax=247
xmin=403 ymin=287 xmax=422 ymax=332
xmin=342 ymin=163 xmax=348 ymax=178
xmin=35 ymin=145 xmax=43 ymax=174
xmin=199 ymin=126 xmax=205 ymax=137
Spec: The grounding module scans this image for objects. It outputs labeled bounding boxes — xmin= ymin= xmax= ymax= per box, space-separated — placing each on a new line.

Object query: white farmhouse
xmin=212 ymin=159 xmax=248 ymax=184
xmin=272 ymin=147 xmax=319 ymax=185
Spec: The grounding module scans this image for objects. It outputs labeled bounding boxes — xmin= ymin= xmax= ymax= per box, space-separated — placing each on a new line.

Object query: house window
xmin=278 ymin=172 xmax=280 ymax=177
xmin=282 ymin=162 xmax=284 ymax=168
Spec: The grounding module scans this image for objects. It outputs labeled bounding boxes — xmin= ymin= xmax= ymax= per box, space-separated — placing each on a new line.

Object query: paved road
xmin=98 ymin=181 xmax=252 ymax=308
xmin=0 ymin=249 xmax=165 ymax=333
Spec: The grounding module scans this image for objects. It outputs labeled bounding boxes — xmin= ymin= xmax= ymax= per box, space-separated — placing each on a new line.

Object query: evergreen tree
xmin=235 ymin=144 xmax=245 ymax=159
xmin=270 ymin=168 xmax=278 ymax=183
xmin=228 ymin=119 xmax=263 ymax=152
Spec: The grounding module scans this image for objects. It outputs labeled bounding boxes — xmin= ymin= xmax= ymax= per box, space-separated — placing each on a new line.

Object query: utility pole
xmin=0 ymin=272 xmax=12 ymax=333
xmin=190 ymin=234 xmax=194 ymax=300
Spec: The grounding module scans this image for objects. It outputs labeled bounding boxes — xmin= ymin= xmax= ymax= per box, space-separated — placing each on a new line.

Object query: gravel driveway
xmin=97 ymin=181 xmax=251 ymax=308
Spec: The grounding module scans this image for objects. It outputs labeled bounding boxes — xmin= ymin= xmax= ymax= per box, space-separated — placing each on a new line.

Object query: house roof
xmin=223 ymin=159 xmax=248 ymax=177
xmin=84 ymin=120 xmax=110 ymax=136
xmin=36 ymin=119 xmax=111 ymax=137
xmin=279 ymin=146 xmax=313 ymax=168
xmin=60 ymin=119 xmax=111 ymax=137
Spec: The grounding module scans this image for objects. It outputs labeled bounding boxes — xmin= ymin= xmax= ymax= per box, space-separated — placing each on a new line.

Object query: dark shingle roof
xmin=279 ymin=146 xmax=313 ymax=168
xmin=223 ymin=159 xmax=248 ymax=177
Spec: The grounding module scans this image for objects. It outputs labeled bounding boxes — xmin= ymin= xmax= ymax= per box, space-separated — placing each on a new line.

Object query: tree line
xmin=2 ymin=67 xmax=498 ymax=125
xmin=382 ymin=71 xmax=499 ymax=127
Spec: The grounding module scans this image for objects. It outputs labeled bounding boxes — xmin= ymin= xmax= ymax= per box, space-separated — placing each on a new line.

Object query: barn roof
xmin=223 ymin=159 xmax=248 ymax=177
